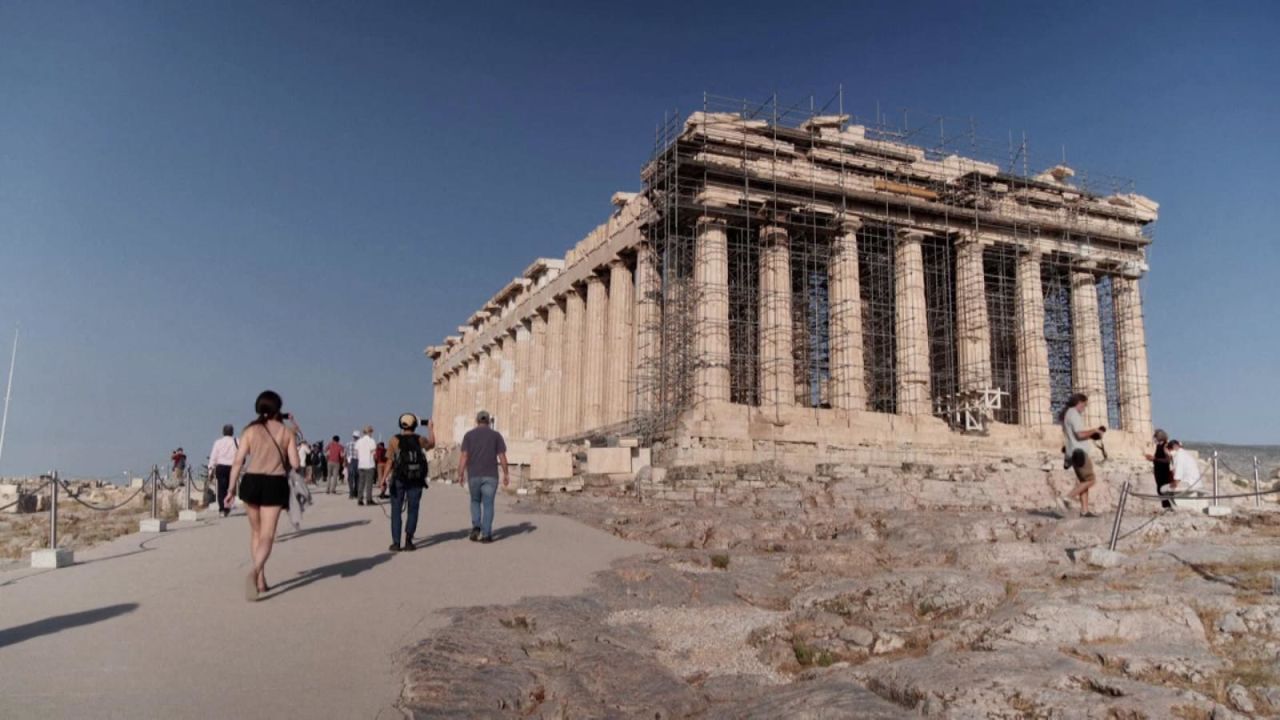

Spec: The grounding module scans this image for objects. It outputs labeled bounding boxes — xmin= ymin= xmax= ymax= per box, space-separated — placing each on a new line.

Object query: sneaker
xmin=469 ymin=528 xmax=481 ymax=542
xmin=480 ymin=536 xmax=494 ymax=544
xmin=388 ymin=543 xmax=401 ymax=552
xmin=403 ymin=540 xmax=416 ymax=552
xmin=358 ymin=500 xmax=365 ymax=506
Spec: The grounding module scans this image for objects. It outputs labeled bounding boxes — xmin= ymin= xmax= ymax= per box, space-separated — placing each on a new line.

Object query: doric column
xmin=1113 ymin=274 xmax=1152 ymax=437
xmin=561 ymin=288 xmax=585 ymax=435
xmin=828 ymin=217 xmax=865 ymax=410
xmin=895 ymin=230 xmax=931 ymax=416
xmin=633 ymin=242 xmax=660 ymax=416
xmin=1015 ymin=251 xmax=1053 ymax=428
xmin=491 ymin=337 xmax=510 ymax=433
xmin=694 ymin=217 xmax=731 ymax=403
xmin=526 ymin=312 xmax=547 ymax=439
xmin=511 ymin=322 xmax=531 ymax=439
xmin=955 ymin=236 xmax=992 ymax=393
xmin=581 ymin=274 xmax=609 ymax=431
xmin=759 ymin=225 xmax=794 ymax=408
xmin=606 ymin=258 xmax=635 ymax=425
xmin=478 ymin=348 xmax=494 ymax=419
xmin=435 ymin=373 xmax=450 ymax=445
xmin=1070 ymin=265 xmax=1109 ymax=428
xmin=543 ymin=302 xmax=565 ymax=439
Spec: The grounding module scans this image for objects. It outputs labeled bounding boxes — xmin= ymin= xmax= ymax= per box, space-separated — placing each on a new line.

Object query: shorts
xmin=239 ymin=473 xmax=290 ymax=507
xmin=1071 ymin=451 xmax=1096 ymax=484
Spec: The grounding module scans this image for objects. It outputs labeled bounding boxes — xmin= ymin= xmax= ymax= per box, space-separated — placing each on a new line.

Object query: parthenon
xmin=426 ymin=96 xmax=1157 ymax=473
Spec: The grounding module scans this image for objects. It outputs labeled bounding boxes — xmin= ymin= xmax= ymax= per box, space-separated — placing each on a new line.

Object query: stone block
xmin=587 ymin=448 xmax=631 ymax=474
xmin=1206 ymin=505 xmax=1233 ymax=517
xmin=178 ymin=509 xmax=199 ymax=522
xmin=140 ymin=518 xmax=167 ymax=533
xmin=129 ymin=478 xmax=145 ymax=489
xmin=31 ymin=547 xmax=74 ymax=569
xmin=631 ymin=448 xmax=651 ymax=474
xmin=617 ymin=436 xmax=640 ymax=448
xmin=530 ymin=451 xmax=573 ymax=480
xmin=1077 ymin=547 xmax=1124 ymax=569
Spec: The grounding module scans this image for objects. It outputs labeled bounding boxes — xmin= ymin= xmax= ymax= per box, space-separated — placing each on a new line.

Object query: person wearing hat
xmin=1144 ymin=429 xmax=1174 ymax=510
xmin=379 ymin=413 xmax=436 ymax=551
xmin=355 ymin=425 xmax=378 ymax=506
xmin=345 ymin=430 xmax=360 ymax=499
xmin=457 ymin=410 xmax=509 ymax=543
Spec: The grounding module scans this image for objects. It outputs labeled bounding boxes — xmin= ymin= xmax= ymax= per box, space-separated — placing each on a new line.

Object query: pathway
xmin=0 ymin=485 xmax=641 ymax=718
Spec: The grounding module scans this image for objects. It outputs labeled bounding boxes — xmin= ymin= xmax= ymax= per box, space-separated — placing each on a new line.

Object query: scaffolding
xmin=629 ymin=90 xmax=1154 ymax=442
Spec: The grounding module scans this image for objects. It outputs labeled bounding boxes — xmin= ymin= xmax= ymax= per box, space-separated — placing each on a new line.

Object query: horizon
xmin=2 ymin=1 xmax=1278 ymax=476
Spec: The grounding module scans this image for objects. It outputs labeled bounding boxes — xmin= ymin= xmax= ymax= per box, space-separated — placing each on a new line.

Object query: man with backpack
xmin=379 ymin=413 xmax=436 ymax=552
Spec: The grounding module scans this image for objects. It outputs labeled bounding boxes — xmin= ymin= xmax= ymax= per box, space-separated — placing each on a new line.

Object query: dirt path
xmin=0 ymin=486 xmax=641 ymax=719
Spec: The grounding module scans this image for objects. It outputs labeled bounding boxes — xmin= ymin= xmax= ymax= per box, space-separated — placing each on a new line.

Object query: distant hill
xmin=1184 ymin=442 xmax=1280 ymax=483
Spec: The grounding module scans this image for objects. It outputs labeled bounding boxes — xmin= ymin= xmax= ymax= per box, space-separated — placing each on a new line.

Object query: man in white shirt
xmin=355 ymin=426 xmax=378 ymax=506
xmin=1165 ymin=440 xmax=1203 ymax=503
xmin=1059 ymin=393 xmax=1107 ymax=517
xmin=208 ymin=424 xmax=238 ymax=518
xmin=346 ymin=430 xmax=360 ymax=499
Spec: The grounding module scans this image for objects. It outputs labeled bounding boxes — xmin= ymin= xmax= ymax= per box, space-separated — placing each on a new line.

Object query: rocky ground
xmin=0 ymin=482 xmax=190 ymax=561
xmin=399 ymin=492 xmax=1280 ymax=718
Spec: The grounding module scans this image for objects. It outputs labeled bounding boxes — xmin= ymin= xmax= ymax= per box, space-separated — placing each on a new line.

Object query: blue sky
xmin=1 ymin=1 xmax=1277 ymax=477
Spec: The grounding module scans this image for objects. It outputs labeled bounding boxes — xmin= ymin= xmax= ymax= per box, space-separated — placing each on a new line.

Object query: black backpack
xmin=393 ymin=434 xmax=429 ymax=487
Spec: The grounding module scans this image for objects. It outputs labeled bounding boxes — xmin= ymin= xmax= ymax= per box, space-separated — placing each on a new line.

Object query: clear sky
xmin=1 ymin=1 xmax=1277 ymax=477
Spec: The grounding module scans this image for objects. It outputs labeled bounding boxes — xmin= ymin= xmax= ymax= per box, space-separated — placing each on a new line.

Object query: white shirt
xmin=209 ymin=436 xmax=238 ymax=467
xmin=355 ymin=435 xmax=377 ymax=469
xmin=298 ymin=442 xmax=311 ymax=461
xmin=1171 ymin=449 xmax=1202 ymax=490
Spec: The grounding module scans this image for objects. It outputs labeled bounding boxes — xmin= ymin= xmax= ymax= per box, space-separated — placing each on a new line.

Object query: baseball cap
xmin=476 ymin=410 xmax=491 ymax=424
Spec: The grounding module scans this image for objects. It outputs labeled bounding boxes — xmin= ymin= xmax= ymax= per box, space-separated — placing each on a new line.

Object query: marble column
xmin=491 ymin=338 xmax=510 ymax=434
xmin=436 ymin=373 xmax=450 ymax=445
xmin=759 ymin=225 xmax=794 ymax=408
xmin=526 ymin=312 xmax=547 ymax=439
xmin=955 ymin=236 xmax=992 ymax=393
xmin=581 ymin=274 xmax=609 ymax=431
xmin=633 ymin=242 xmax=660 ymax=416
xmin=606 ymin=258 xmax=635 ymax=425
xmin=1113 ymin=275 xmax=1152 ymax=437
xmin=1015 ymin=251 xmax=1053 ymax=428
xmin=695 ymin=217 xmax=731 ymax=403
xmin=543 ymin=302 xmax=565 ymax=439
xmin=510 ymin=322 xmax=531 ymax=439
xmin=828 ymin=217 xmax=865 ymax=410
xmin=1070 ymin=265 xmax=1109 ymax=429
xmin=561 ymin=288 xmax=586 ymax=435
xmin=478 ymin=348 xmax=495 ymax=420
xmin=895 ymin=230 xmax=931 ymax=416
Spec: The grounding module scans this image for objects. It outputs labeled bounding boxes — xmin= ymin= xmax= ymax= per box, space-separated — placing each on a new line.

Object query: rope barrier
xmin=56 ymin=476 xmax=151 ymax=512
xmin=0 ymin=478 xmax=51 ymax=512
xmin=1127 ymin=485 xmax=1280 ymax=502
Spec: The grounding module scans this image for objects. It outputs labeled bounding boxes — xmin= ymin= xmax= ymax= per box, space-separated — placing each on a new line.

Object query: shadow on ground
xmin=278 ymin=519 xmax=371 ymax=543
xmin=418 ymin=521 xmax=538 ymax=547
xmin=0 ymin=603 xmax=140 ymax=649
xmin=265 ymin=553 xmax=395 ymax=598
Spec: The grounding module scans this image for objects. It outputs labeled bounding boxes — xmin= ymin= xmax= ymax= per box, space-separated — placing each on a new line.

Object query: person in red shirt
xmin=324 ymin=435 xmax=345 ymax=494
xmin=374 ymin=441 xmax=389 ymax=499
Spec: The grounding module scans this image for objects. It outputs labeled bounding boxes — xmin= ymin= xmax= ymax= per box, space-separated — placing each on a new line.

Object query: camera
xmin=282 ymin=412 xmax=292 ymax=420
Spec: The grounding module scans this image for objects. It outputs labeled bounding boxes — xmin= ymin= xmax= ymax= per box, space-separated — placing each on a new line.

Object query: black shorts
xmin=239 ymin=473 xmax=290 ymax=508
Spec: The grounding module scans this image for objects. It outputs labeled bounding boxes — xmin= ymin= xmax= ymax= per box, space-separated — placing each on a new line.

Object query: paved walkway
xmin=0 ymin=486 xmax=641 ymax=719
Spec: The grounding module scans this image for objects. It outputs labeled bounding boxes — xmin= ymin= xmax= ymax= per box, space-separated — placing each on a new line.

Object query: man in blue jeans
xmin=457 ymin=410 xmax=508 ymax=543
xmin=380 ymin=413 xmax=436 ymax=552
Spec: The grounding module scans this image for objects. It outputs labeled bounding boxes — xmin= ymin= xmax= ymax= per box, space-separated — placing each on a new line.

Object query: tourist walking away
xmin=298 ymin=438 xmax=312 ymax=484
xmin=325 ymin=435 xmax=344 ymax=494
xmin=308 ymin=442 xmax=324 ymax=486
xmin=1059 ymin=393 xmax=1106 ymax=517
xmin=457 ymin=410 xmax=509 ymax=543
xmin=1144 ymin=429 xmax=1174 ymax=510
xmin=375 ymin=441 xmax=389 ymax=499
xmin=380 ymin=414 xmax=436 ymax=551
xmin=171 ymin=447 xmax=187 ymax=481
xmin=1165 ymin=440 xmax=1203 ymax=498
xmin=346 ymin=430 xmax=359 ymax=498
xmin=355 ymin=426 xmax=377 ymax=505
xmin=208 ymin=425 xmax=238 ymax=517
xmin=225 ymin=390 xmax=300 ymax=601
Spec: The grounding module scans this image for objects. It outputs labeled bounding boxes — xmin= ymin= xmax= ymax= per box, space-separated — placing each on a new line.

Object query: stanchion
xmin=140 ymin=466 xmax=167 ymax=533
xmin=1254 ymin=456 xmax=1262 ymax=509
xmin=31 ymin=471 xmax=73 ymax=568
xmin=1108 ymin=481 xmax=1130 ymax=551
xmin=178 ymin=472 xmax=198 ymax=522
xmin=1212 ymin=450 xmax=1219 ymax=506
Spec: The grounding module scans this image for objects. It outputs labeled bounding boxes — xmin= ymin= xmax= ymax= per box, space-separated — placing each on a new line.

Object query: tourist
xmin=355 ymin=425 xmax=378 ymax=505
xmin=1144 ymin=429 xmax=1174 ymax=510
xmin=375 ymin=441 xmax=389 ymax=499
xmin=298 ymin=438 xmax=312 ymax=484
xmin=207 ymin=424 xmax=238 ymax=517
xmin=346 ymin=430 xmax=360 ymax=499
xmin=1059 ymin=393 xmax=1106 ymax=517
xmin=224 ymin=390 xmax=300 ymax=601
xmin=324 ymin=435 xmax=344 ymax=494
xmin=1165 ymin=440 xmax=1203 ymax=497
xmin=379 ymin=413 xmax=436 ymax=551
xmin=308 ymin=441 xmax=324 ymax=486
xmin=457 ymin=410 xmax=509 ymax=543
xmin=171 ymin=447 xmax=187 ymax=481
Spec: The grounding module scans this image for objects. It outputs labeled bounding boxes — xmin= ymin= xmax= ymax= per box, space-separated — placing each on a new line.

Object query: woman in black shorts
xmin=225 ymin=390 xmax=300 ymax=601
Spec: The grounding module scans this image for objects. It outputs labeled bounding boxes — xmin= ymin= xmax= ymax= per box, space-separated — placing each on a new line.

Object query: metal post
xmin=1254 ymin=456 xmax=1262 ymax=508
xmin=49 ymin=471 xmax=58 ymax=549
xmin=1212 ymin=450 xmax=1219 ymax=507
xmin=185 ymin=471 xmax=191 ymax=511
xmin=150 ymin=465 xmax=158 ymax=519
xmin=1108 ymin=481 xmax=1130 ymax=551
